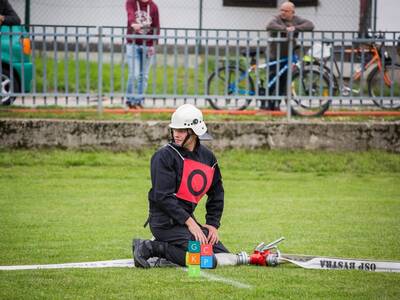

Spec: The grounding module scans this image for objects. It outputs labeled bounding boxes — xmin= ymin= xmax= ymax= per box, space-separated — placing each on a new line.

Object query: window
xmin=223 ymin=0 xmax=277 ymax=8
xmin=223 ymin=0 xmax=319 ymax=7
xmin=290 ymin=0 xmax=319 ymax=6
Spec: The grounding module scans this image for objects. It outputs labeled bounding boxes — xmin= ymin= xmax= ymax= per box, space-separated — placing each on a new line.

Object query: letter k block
xmin=188 ymin=253 xmax=200 ymax=265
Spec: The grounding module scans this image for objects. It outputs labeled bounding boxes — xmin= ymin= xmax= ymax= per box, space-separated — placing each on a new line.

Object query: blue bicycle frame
xmin=228 ymin=54 xmax=299 ymax=96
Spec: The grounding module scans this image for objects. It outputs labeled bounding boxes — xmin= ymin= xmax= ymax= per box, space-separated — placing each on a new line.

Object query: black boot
xmin=132 ymin=239 xmax=167 ymax=268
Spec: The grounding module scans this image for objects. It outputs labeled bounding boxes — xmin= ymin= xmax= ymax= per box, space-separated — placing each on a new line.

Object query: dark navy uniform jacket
xmin=147 ymin=141 xmax=224 ymax=229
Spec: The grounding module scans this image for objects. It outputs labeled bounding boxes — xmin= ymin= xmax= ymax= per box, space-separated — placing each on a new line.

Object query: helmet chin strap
xmin=171 ymin=129 xmax=196 ymax=149
xmin=181 ymin=129 xmax=195 ymax=149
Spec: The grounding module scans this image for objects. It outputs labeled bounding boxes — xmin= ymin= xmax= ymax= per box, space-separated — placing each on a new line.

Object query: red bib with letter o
xmin=175 ymin=159 xmax=215 ymax=204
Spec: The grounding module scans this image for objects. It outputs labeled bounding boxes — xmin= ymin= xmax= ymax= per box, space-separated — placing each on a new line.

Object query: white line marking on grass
xmin=183 ymin=268 xmax=252 ymax=289
xmin=200 ymin=271 xmax=252 ymax=289
xmin=1 ymin=260 xmax=250 ymax=289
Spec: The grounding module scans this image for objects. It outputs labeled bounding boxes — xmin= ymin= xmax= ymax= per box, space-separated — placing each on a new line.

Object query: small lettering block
xmin=188 ymin=253 xmax=200 ymax=265
xmin=200 ymin=255 xmax=214 ymax=269
xmin=188 ymin=240 xmax=200 ymax=253
xmin=188 ymin=265 xmax=201 ymax=277
xmin=200 ymin=244 xmax=213 ymax=256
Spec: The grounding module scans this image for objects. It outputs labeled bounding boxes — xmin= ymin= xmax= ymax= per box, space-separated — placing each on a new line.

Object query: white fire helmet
xmin=169 ymin=104 xmax=212 ymax=140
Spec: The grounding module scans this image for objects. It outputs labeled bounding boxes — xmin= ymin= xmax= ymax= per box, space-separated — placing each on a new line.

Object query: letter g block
xmin=188 ymin=240 xmax=200 ymax=253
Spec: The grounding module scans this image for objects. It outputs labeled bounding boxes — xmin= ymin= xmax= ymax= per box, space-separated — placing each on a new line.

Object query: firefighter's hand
xmin=185 ymin=217 xmax=208 ymax=244
xmin=203 ymin=224 xmax=219 ymax=245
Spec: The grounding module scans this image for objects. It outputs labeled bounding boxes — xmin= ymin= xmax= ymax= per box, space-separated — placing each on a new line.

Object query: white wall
xmin=376 ymin=0 xmax=400 ymax=31
xmin=12 ymin=0 xmax=359 ymax=31
xmin=200 ymin=0 xmax=359 ymax=31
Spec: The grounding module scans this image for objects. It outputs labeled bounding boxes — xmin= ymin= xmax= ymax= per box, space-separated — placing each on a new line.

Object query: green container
xmin=1 ymin=25 xmax=33 ymax=105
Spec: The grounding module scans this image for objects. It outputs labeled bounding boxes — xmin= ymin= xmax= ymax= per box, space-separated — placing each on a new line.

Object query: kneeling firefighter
xmin=133 ymin=104 xmax=279 ymax=268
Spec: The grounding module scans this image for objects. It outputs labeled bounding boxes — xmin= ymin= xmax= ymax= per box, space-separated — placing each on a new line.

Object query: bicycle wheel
xmin=206 ymin=66 xmax=254 ymax=110
xmin=290 ymin=68 xmax=332 ymax=117
xmin=368 ymin=64 xmax=400 ymax=109
xmin=307 ymin=61 xmax=339 ymax=93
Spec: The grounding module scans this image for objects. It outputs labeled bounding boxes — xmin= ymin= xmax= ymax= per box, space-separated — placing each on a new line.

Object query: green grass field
xmin=32 ymin=55 xmax=213 ymax=95
xmin=0 ymin=149 xmax=399 ymax=299
xmin=1 ymin=107 xmax=399 ymax=123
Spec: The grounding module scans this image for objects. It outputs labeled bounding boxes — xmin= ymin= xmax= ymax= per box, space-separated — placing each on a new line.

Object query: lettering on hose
xmin=319 ymin=260 xmax=376 ymax=271
xmin=358 ymin=262 xmax=377 ymax=271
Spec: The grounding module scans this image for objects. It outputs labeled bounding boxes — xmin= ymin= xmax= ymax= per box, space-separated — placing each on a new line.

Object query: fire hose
xmin=239 ymin=237 xmax=400 ymax=273
xmin=1 ymin=237 xmax=399 ymax=272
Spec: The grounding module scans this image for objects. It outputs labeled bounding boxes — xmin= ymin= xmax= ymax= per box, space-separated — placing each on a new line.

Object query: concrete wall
xmin=1 ymin=119 xmax=399 ymax=152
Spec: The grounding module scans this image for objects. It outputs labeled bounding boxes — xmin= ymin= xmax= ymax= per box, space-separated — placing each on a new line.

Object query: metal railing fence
xmin=1 ymin=25 xmax=399 ymax=116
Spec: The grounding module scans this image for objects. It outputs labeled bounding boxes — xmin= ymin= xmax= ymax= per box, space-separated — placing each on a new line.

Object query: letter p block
xmin=200 ymin=255 xmax=214 ymax=269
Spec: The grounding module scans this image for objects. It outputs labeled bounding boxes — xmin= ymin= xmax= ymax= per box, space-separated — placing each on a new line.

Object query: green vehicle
xmin=0 ymin=25 xmax=32 ymax=105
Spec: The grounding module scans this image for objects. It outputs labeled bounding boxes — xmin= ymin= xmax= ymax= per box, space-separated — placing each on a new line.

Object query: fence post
xmin=286 ymin=31 xmax=294 ymax=121
xmin=97 ymin=26 xmax=103 ymax=114
xmin=198 ymin=0 xmax=203 ymax=49
xmin=24 ymin=0 xmax=31 ymax=30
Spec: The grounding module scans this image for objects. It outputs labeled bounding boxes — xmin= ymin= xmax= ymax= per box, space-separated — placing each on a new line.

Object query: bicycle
xmin=303 ymin=33 xmax=400 ymax=109
xmin=206 ymin=50 xmax=332 ymax=116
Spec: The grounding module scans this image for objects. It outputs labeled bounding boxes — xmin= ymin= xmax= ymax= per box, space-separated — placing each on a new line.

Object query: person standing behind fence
xmin=262 ymin=1 xmax=314 ymax=111
xmin=125 ymin=0 xmax=160 ymax=109
xmin=0 ymin=0 xmax=21 ymax=26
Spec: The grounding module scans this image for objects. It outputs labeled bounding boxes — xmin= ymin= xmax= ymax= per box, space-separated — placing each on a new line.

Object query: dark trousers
xmin=260 ymin=61 xmax=288 ymax=110
xmin=150 ymin=224 xmax=230 ymax=266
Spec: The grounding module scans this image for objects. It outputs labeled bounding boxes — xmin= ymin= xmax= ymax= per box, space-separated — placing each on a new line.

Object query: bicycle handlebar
xmin=365 ymin=28 xmax=385 ymax=39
